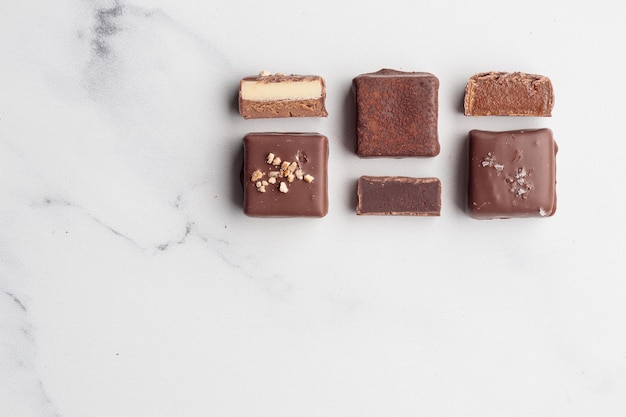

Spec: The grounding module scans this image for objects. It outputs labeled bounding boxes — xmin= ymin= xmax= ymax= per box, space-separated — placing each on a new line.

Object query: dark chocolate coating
xmin=468 ymin=129 xmax=557 ymax=219
xmin=243 ymin=133 xmax=328 ymax=217
xmin=353 ymin=69 xmax=440 ymax=157
xmin=464 ymin=72 xmax=554 ymax=116
xmin=357 ymin=176 xmax=441 ymax=216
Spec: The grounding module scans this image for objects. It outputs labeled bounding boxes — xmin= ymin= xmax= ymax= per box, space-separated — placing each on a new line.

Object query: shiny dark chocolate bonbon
xmin=468 ymin=128 xmax=557 ymax=219
xmin=243 ymin=133 xmax=328 ymax=217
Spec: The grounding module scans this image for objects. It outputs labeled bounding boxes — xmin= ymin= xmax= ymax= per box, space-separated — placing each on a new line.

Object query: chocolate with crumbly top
xmin=353 ymin=69 xmax=440 ymax=157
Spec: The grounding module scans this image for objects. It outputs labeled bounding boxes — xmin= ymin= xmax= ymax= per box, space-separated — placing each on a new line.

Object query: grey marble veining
xmin=2 ymin=0 xmax=626 ymax=416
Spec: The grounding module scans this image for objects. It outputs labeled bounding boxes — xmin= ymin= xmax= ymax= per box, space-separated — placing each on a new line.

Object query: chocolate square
xmin=243 ymin=133 xmax=328 ymax=217
xmin=468 ymin=129 xmax=557 ymax=219
xmin=353 ymin=69 xmax=440 ymax=157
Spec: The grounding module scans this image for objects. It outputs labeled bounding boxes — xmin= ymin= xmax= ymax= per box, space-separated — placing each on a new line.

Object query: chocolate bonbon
xmin=239 ymin=72 xmax=328 ymax=119
xmin=468 ymin=128 xmax=557 ymax=219
xmin=353 ymin=69 xmax=440 ymax=157
xmin=357 ymin=176 xmax=441 ymax=216
xmin=464 ymin=72 xmax=554 ymax=116
xmin=243 ymin=133 xmax=328 ymax=217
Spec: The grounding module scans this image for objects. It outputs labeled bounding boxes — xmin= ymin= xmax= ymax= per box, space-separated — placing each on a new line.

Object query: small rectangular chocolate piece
xmin=243 ymin=133 xmax=328 ymax=217
xmin=468 ymin=128 xmax=557 ymax=219
xmin=357 ymin=176 xmax=441 ymax=216
xmin=353 ymin=69 xmax=440 ymax=157
xmin=239 ymin=72 xmax=328 ymax=119
xmin=464 ymin=71 xmax=554 ymax=116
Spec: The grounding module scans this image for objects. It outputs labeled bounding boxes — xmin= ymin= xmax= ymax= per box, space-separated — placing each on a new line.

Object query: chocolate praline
xmin=468 ymin=128 xmax=557 ymax=219
xmin=243 ymin=133 xmax=328 ymax=217
xmin=353 ymin=69 xmax=440 ymax=157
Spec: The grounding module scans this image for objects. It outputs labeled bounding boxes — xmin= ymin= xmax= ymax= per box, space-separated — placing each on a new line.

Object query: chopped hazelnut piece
xmin=251 ymin=170 xmax=263 ymax=182
xmin=253 ymin=150 xmax=315 ymax=193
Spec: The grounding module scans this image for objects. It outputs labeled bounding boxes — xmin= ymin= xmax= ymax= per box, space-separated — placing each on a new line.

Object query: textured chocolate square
xmin=464 ymin=72 xmax=554 ymax=116
xmin=353 ymin=69 xmax=439 ymax=157
xmin=468 ymin=129 xmax=557 ymax=219
xmin=357 ymin=176 xmax=441 ymax=216
xmin=243 ymin=133 xmax=328 ymax=217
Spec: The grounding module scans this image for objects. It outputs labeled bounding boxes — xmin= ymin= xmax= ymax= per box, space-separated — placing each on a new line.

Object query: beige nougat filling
xmin=241 ymin=79 xmax=323 ymax=101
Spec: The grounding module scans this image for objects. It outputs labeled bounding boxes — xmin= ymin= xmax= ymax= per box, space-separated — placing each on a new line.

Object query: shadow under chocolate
xmin=453 ymin=131 xmax=469 ymax=213
xmin=230 ymin=85 xmax=240 ymax=115
xmin=230 ymin=139 xmax=244 ymax=210
xmin=340 ymin=83 xmax=357 ymax=154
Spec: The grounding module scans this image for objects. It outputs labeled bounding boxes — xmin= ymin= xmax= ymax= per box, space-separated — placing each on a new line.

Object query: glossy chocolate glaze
xmin=468 ymin=129 xmax=557 ymax=219
xmin=243 ymin=133 xmax=328 ymax=217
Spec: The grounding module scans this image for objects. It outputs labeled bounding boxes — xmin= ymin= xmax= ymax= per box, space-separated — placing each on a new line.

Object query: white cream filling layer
xmin=241 ymin=79 xmax=322 ymax=101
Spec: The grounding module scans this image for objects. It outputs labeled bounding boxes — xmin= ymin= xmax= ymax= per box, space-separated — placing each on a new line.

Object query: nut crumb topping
xmin=251 ymin=170 xmax=263 ymax=182
xmin=251 ymin=150 xmax=315 ymax=193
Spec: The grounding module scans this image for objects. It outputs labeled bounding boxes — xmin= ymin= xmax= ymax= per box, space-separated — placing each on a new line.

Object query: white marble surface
xmin=2 ymin=0 xmax=626 ymax=416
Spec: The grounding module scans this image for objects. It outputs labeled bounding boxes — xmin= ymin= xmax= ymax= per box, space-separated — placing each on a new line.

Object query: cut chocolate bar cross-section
xmin=239 ymin=72 xmax=328 ymax=119
xmin=357 ymin=176 xmax=441 ymax=216
xmin=464 ymin=72 xmax=554 ymax=116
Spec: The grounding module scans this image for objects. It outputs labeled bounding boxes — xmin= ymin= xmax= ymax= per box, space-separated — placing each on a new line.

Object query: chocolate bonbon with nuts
xmin=243 ymin=133 xmax=328 ymax=217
